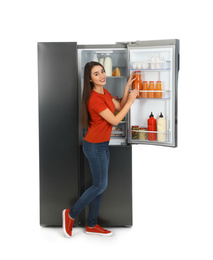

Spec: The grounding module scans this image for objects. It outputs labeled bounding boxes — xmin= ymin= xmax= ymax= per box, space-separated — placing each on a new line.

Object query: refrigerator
xmin=38 ymin=39 xmax=180 ymax=227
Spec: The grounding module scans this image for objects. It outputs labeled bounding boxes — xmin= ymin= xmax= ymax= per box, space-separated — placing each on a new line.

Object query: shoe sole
xmin=85 ymin=231 xmax=112 ymax=237
xmin=62 ymin=209 xmax=72 ymax=238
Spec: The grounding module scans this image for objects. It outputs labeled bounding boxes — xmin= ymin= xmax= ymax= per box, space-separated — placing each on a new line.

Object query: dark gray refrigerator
xmin=38 ymin=40 xmax=179 ymax=227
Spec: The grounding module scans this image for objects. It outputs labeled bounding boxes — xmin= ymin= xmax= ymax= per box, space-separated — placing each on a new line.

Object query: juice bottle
xmin=142 ymin=81 xmax=148 ymax=98
xmin=148 ymin=81 xmax=155 ymax=98
xmin=133 ymin=71 xmax=142 ymax=98
xmin=147 ymin=112 xmax=156 ymax=141
xmin=155 ymin=81 xmax=162 ymax=98
xmin=157 ymin=112 xmax=166 ymax=142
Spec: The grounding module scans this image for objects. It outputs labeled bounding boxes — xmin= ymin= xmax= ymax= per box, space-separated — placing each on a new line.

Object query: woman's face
xmin=90 ymin=65 xmax=106 ymax=87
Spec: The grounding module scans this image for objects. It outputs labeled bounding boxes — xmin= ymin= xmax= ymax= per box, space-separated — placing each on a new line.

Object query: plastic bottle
xmin=133 ymin=71 xmax=142 ymax=98
xmin=92 ymin=54 xmax=98 ymax=62
xmin=147 ymin=112 xmax=156 ymax=141
xmin=104 ymin=54 xmax=112 ymax=76
xmin=99 ymin=55 xmax=105 ymax=66
xmin=157 ymin=112 xmax=166 ymax=142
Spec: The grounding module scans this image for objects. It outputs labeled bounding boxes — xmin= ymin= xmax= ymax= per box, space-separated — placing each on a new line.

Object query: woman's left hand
xmin=125 ymin=72 xmax=136 ymax=90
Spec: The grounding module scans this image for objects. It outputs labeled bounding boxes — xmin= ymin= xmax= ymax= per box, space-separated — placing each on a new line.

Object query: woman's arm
xmin=112 ymin=72 xmax=135 ymax=111
xmin=99 ymin=89 xmax=139 ymax=126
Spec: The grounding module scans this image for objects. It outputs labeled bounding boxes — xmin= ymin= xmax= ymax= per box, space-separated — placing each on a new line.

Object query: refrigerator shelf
xmin=129 ymin=60 xmax=171 ymax=70
xmin=113 ymin=121 xmax=126 ymax=124
xmin=129 ymin=68 xmax=171 ymax=72
xmin=128 ymin=129 xmax=170 ymax=143
xmin=130 ymin=90 xmax=171 ymax=99
xmin=106 ymin=76 xmax=127 ymax=79
xmin=111 ymin=131 xmax=125 ymax=136
xmin=128 ymin=129 xmax=169 ymax=134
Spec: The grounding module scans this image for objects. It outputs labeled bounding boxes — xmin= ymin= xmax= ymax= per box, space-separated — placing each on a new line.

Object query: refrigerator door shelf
xmin=128 ymin=129 xmax=171 ymax=145
xmin=106 ymin=76 xmax=127 ymax=79
xmin=130 ymin=90 xmax=171 ymax=99
xmin=129 ymin=61 xmax=171 ymax=70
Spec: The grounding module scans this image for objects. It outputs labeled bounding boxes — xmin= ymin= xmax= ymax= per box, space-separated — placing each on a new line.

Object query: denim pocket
xmin=83 ymin=140 xmax=90 ymax=154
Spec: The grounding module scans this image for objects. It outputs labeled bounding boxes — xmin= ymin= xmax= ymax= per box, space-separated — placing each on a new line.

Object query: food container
xmin=132 ymin=126 xmax=139 ymax=139
xmin=148 ymin=81 xmax=155 ymax=98
xmin=142 ymin=81 xmax=148 ymax=98
xmin=139 ymin=127 xmax=147 ymax=140
xmin=155 ymin=81 xmax=162 ymax=98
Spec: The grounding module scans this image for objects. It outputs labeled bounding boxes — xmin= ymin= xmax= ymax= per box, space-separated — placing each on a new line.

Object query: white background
xmin=1 ymin=1 xmax=213 ymax=259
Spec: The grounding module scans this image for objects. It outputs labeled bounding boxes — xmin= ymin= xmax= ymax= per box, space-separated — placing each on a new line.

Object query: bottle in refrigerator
xmin=150 ymin=57 xmax=155 ymax=69
xmin=104 ymin=54 xmax=112 ymax=76
xmin=155 ymin=81 xmax=162 ymax=98
xmin=148 ymin=81 xmax=155 ymax=98
xmin=92 ymin=54 xmax=98 ymax=62
xmin=157 ymin=112 xmax=166 ymax=142
xmin=99 ymin=55 xmax=105 ymax=66
xmin=133 ymin=71 xmax=142 ymax=98
xmin=148 ymin=112 xmax=156 ymax=141
xmin=155 ymin=56 xmax=160 ymax=69
xmin=142 ymin=81 xmax=148 ymax=98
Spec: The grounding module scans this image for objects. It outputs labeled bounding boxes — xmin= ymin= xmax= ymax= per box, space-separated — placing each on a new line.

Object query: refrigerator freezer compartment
xmin=129 ymin=60 xmax=171 ymax=70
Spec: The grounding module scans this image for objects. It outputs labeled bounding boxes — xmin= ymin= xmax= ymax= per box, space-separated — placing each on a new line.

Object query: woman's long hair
xmin=81 ymin=61 xmax=104 ymax=129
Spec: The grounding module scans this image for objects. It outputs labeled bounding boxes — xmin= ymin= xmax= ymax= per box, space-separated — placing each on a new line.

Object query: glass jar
xmin=139 ymin=127 xmax=147 ymax=140
xmin=132 ymin=126 xmax=139 ymax=139
xmin=148 ymin=81 xmax=155 ymax=98
xmin=133 ymin=71 xmax=142 ymax=98
xmin=142 ymin=81 xmax=148 ymax=98
xmin=155 ymin=81 xmax=162 ymax=98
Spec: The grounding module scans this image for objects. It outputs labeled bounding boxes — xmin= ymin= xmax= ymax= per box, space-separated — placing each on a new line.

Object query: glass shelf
xmin=106 ymin=76 xmax=127 ymax=79
xmin=111 ymin=131 xmax=125 ymax=137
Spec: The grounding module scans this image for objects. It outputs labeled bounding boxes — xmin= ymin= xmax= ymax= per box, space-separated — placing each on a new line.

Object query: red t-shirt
xmin=84 ymin=88 xmax=115 ymax=143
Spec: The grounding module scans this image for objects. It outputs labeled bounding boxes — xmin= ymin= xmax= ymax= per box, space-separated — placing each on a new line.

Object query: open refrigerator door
xmin=127 ymin=40 xmax=179 ymax=147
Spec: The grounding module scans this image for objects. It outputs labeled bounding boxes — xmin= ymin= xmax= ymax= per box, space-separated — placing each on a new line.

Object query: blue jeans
xmin=69 ymin=140 xmax=109 ymax=227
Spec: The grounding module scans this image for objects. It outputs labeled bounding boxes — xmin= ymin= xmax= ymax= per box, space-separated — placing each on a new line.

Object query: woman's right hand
xmin=127 ymin=89 xmax=139 ymax=105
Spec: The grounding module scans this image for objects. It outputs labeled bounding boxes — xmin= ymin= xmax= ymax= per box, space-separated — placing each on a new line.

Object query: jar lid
xmin=139 ymin=127 xmax=146 ymax=129
xmin=143 ymin=81 xmax=148 ymax=83
xmin=157 ymin=81 xmax=161 ymax=83
xmin=132 ymin=125 xmax=139 ymax=128
xmin=149 ymin=81 xmax=154 ymax=83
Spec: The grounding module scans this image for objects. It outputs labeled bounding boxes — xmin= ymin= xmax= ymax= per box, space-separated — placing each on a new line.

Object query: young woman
xmin=63 ymin=61 xmax=139 ymax=237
